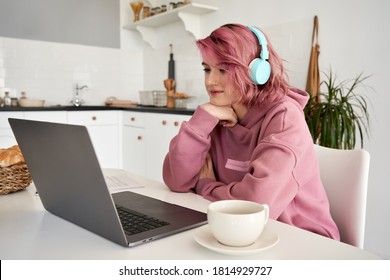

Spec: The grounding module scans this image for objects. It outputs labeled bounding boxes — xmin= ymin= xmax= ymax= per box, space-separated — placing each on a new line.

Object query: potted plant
xmin=304 ymin=69 xmax=372 ymax=150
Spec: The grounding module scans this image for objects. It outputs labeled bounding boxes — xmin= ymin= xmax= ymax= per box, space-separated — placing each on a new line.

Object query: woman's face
xmin=202 ymin=59 xmax=240 ymax=107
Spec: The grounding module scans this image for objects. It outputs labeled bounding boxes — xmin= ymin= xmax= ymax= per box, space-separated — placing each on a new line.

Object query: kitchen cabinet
xmin=24 ymin=111 xmax=67 ymax=123
xmin=1 ymin=108 xmax=193 ymax=180
xmin=123 ymin=2 xmax=218 ymax=48
xmin=121 ymin=111 xmax=191 ymax=182
xmin=122 ymin=111 xmax=147 ymax=177
xmin=67 ymin=111 xmax=120 ymax=169
xmin=0 ymin=112 xmax=24 ymax=148
xmin=144 ymin=113 xmax=191 ymax=182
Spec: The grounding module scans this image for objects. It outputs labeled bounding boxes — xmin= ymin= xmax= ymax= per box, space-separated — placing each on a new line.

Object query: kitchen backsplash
xmin=0 ymin=36 xmax=209 ymax=108
xmin=0 ymin=36 xmax=143 ymax=106
xmin=142 ymin=41 xmax=209 ymax=107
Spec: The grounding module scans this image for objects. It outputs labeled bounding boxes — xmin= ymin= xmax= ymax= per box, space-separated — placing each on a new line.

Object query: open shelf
xmin=123 ymin=3 xmax=218 ymax=48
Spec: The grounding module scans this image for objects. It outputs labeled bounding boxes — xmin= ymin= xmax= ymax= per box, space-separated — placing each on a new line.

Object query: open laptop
xmin=9 ymin=118 xmax=207 ymax=247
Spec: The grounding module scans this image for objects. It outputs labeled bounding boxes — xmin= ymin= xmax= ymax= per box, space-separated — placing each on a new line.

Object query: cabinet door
xmin=87 ymin=125 xmax=119 ymax=169
xmin=122 ymin=126 xmax=146 ymax=176
xmin=24 ymin=111 xmax=67 ymax=123
xmin=68 ymin=111 xmax=120 ymax=169
xmin=122 ymin=111 xmax=146 ymax=176
xmin=145 ymin=113 xmax=191 ymax=182
xmin=0 ymin=112 xmax=24 ymax=147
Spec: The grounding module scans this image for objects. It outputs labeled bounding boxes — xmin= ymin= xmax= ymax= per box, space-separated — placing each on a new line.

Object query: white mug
xmin=207 ymin=200 xmax=269 ymax=247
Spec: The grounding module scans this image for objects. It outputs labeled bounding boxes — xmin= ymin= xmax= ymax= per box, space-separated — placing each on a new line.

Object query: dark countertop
xmin=0 ymin=105 xmax=195 ymax=115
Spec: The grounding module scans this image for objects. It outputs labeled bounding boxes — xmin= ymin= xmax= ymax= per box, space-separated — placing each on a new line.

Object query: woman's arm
xmin=163 ymin=104 xmax=238 ymax=191
xmin=195 ymin=141 xmax=300 ymax=219
xmin=162 ymin=107 xmax=218 ymax=192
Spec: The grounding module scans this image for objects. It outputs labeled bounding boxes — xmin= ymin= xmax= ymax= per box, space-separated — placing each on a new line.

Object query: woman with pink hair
xmin=163 ymin=24 xmax=339 ymax=240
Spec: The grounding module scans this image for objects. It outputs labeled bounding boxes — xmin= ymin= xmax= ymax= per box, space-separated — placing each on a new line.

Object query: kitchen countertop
xmin=0 ymin=105 xmax=195 ymax=115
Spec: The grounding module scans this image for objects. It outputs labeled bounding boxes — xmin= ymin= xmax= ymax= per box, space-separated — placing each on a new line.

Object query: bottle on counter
xmin=19 ymin=91 xmax=27 ymax=99
xmin=3 ymin=91 xmax=11 ymax=107
xmin=143 ymin=6 xmax=150 ymax=19
xmin=11 ymin=98 xmax=18 ymax=107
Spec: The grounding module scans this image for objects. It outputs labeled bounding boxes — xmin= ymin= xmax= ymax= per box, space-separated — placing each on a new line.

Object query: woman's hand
xmin=200 ymin=103 xmax=238 ymax=127
xmin=199 ymin=153 xmax=216 ymax=180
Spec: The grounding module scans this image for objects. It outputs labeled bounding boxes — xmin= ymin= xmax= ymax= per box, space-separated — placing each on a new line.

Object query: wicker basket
xmin=0 ymin=163 xmax=32 ymax=195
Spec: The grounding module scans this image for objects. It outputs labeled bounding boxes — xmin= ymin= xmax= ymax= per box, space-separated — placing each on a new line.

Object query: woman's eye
xmin=203 ymin=68 xmax=210 ymax=73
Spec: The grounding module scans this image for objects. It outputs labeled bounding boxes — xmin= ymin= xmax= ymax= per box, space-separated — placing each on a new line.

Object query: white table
xmin=0 ymin=170 xmax=381 ymax=260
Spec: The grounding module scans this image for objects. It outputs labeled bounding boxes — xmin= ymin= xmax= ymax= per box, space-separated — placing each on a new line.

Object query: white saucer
xmin=194 ymin=225 xmax=279 ymax=256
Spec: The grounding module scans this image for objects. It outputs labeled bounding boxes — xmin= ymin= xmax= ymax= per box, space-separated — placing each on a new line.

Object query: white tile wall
xmin=263 ymin=18 xmax=312 ymax=89
xmin=143 ymin=41 xmax=208 ymax=107
xmin=0 ymin=37 xmax=143 ymax=106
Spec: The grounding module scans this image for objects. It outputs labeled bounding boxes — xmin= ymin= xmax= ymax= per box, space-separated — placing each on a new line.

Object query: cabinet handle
xmin=131 ymin=117 xmax=135 ymax=121
xmin=137 ymin=136 xmax=142 ymax=141
xmin=92 ymin=116 xmax=97 ymax=121
xmin=174 ymin=121 xmax=179 ymax=127
xmin=162 ymin=120 xmax=167 ymax=126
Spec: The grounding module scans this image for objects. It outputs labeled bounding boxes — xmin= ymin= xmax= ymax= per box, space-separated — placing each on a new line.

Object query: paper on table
xmin=102 ymin=169 xmax=144 ymax=193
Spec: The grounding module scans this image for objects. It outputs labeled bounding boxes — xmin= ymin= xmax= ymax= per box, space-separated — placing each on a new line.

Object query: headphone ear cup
xmin=249 ymin=58 xmax=271 ymax=85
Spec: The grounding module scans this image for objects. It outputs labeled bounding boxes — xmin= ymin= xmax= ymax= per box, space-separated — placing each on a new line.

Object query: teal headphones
xmin=247 ymin=26 xmax=271 ymax=85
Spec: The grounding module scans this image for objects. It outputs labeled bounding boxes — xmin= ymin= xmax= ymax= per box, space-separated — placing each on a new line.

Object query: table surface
xmin=0 ymin=170 xmax=381 ymax=260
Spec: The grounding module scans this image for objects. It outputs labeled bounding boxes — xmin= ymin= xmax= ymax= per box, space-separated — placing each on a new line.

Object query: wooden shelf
xmin=123 ymin=3 xmax=218 ymax=48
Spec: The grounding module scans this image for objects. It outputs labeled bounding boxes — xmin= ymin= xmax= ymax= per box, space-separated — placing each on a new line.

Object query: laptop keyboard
xmin=116 ymin=206 xmax=170 ymax=235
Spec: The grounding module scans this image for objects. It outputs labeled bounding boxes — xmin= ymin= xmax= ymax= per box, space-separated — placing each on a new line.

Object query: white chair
xmin=313 ymin=144 xmax=370 ymax=249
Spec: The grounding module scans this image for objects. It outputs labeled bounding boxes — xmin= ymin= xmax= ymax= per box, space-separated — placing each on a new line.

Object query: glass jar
xmin=143 ymin=6 xmax=150 ymax=19
xmin=11 ymin=98 xmax=18 ymax=107
xmin=4 ymin=91 xmax=11 ymax=107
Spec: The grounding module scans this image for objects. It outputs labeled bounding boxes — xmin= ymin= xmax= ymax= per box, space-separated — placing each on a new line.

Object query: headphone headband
xmin=247 ymin=26 xmax=269 ymax=60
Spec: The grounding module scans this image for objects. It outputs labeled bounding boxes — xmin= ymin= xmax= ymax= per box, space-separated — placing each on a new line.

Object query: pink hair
xmin=196 ymin=23 xmax=289 ymax=106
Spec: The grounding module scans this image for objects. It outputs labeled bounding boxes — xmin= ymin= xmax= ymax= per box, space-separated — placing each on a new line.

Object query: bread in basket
xmin=0 ymin=145 xmax=32 ymax=195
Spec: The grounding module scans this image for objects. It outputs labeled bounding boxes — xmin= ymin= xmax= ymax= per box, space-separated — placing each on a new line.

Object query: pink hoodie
xmin=163 ymin=87 xmax=340 ymax=240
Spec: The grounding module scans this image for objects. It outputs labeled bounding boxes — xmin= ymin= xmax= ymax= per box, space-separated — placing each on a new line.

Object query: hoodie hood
xmin=240 ymin=87 xmax=309 ymax=128
xmin=286 ymin=86 xmax=310 ymax=110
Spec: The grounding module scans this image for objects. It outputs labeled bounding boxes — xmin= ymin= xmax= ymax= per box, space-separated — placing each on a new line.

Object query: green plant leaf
xmin=303 ymin=69 xmax=372 ymax=149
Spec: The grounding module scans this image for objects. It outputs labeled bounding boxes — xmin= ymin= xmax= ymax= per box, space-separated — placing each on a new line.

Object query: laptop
xmin=9 ymin=118 xmax=207 ymax=247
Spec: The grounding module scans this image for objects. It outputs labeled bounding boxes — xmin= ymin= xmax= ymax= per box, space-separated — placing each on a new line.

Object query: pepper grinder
xmin=164 ymin=78 xmax=175 ymax=108
xmin=168 ymin=44 xmax=176 ymax=92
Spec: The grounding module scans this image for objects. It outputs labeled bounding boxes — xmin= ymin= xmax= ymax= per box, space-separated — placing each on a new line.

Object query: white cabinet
xmin=0 ymin=112 xmax=24 ymax=148
xmin=145 ymin=113 xmax=191 ymax=182
xmin=24 ymin=111 xmax=67 ymax=123
xmin=67 ymin=111 xmax=120 ymax=169
xmin=122 ymin=111 xmax=146 ymax=176
xmin=2 ymin=109 xmax=192 ymax=179
xmin=122 ymin=111 xmax=192 ymax=182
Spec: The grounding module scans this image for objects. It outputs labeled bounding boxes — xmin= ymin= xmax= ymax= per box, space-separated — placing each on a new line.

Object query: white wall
xmin=121 ymin=0 xmax=390 ymax=259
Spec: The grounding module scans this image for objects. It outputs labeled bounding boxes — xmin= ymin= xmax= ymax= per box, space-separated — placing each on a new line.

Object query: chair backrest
xmin=313 ymin=144 xmax=370 ymax=248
